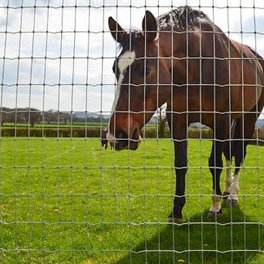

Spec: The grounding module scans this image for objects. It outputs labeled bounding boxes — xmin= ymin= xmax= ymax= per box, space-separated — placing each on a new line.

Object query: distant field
xmin=1 ymin=122 xmax=108 ymax=128
xmin=1 ymin=137 xmax=264 ymax=264
xmin=1 ymin=122 xmax=161 ymax=129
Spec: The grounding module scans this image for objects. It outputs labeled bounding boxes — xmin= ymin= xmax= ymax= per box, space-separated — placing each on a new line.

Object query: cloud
xmin=230 ymin=14 xmax=264 ymax=57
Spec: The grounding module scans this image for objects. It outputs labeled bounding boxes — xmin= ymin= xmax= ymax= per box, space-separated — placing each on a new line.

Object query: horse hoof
xmin=168 ymin=216 xmax=183 ymax=224
xmin=226 ymin=198 xmax=239 ymax=207
xmin=208 ymin=209 xmax=223 ymax=218
xmin=223 ymin=191 xmax=230 ymax=198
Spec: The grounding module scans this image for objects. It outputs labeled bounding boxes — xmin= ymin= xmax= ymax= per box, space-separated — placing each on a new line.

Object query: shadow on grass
xmin=115 ymin=206 xmax=264 ymax=264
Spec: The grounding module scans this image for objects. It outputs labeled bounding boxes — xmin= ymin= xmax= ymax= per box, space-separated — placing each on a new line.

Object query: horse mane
xmin=158 ymin=6 xmax=222 ymax=33
xmin=118 ymin=6 xmax=226 ymax=50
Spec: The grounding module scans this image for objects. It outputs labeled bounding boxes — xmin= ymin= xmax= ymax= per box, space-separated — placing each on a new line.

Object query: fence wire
xmin=0 ymin=1 xmax=264 ymax=264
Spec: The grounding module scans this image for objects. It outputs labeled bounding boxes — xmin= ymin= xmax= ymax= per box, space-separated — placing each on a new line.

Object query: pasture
xmin=1 ymin=137 xmax=264 ymax=263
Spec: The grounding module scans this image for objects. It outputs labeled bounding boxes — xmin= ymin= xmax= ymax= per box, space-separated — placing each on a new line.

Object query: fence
xmin=1 ymin=1 xmax=264 ymax=264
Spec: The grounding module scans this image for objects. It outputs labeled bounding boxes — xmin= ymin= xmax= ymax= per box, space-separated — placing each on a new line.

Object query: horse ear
xmin=108 ymin=16 xmax=126 ymax=43
xmin=142 ymin=10 xmax=157 ymax=42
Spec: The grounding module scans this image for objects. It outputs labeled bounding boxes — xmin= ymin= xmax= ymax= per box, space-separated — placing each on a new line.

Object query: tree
xmin=0 ymin=107 xmax=14 ymax=126
xmin=29 ymin=108 xmax=42 ymax=127
xmin=60 ymin=112 xmax=75 ymax=125
xmin=44 ymin=110 xmax=58 ymax=124
xmin=22 ymin=108 xmax=42 ymax=127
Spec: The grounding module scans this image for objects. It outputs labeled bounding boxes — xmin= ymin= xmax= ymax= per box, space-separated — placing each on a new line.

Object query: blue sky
xmin=0 ymin=0 xmax=264 ymax=115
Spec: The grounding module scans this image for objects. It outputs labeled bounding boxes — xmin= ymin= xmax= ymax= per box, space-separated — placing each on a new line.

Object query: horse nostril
xmin=132 ymin=127 xmax=140 ymax=142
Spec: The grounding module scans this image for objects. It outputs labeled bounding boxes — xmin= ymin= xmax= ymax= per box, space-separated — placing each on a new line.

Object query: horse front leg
xmin=208 ymin=140 xmax=224 ymax=216
xmin=168 ymin=139 xmax=187 ymax=223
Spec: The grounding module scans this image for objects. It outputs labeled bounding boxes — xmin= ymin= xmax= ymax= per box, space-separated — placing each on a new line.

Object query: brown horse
xmin=105 ymin=6 xmax=264 ymax=222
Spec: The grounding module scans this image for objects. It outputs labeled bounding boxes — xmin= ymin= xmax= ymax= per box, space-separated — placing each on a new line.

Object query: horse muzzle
xmin=107 ymin=127 xmax=141 ymax=151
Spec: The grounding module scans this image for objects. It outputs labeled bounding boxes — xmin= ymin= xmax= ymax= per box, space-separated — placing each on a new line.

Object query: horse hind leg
xmin=223 ymin=140 xmax=233 ymax=197
xmin=226 ymin=158 xmax=242 ymax=207
xmin=224 ymin=159 xmax=233 ymax=197
xmin=221 ymin=143 xmax=241 ymax=208
xmin=226 ymin=137 xmax=247 ymax=207
xmin=226 ymin=116 xmax=252 ymax=208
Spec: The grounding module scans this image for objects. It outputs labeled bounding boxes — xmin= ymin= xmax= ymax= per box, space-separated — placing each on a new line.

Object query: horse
xmin=104 ymin=6 xmax=264 ymax=222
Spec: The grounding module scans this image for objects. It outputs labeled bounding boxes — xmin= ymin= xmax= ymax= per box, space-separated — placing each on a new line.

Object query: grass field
xmin=0 ymin=137 xmax=264 ymax=264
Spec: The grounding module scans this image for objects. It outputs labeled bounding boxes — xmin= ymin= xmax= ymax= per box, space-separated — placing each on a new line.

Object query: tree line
xmin=0 ymin=107 xmax=109 ymax=127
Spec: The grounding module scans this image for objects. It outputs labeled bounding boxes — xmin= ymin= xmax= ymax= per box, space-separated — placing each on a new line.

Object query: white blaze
xmin=107 ymin=51 xmax=136 ymax=142
xmin=111 ymin=50 xmax=136 ymax=113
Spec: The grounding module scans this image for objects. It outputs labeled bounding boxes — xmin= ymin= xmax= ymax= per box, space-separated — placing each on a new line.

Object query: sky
xmin=0 ymin=0 xmax=264 ymax=115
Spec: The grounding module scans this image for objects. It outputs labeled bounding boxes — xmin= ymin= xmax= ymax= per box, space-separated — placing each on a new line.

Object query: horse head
xmin=107 ymin=11 xmax=171 ymax=150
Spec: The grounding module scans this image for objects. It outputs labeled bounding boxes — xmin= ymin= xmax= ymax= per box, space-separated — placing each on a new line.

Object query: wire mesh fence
xmin=0 ymin=1 xmax=264 ymax=264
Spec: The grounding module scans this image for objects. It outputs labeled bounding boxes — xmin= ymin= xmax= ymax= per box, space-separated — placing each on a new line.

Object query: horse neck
xmin=159 ymin=30 xmax=201 ymax=82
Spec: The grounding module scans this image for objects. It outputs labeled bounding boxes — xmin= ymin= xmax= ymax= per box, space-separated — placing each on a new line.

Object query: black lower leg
xmin=209 ymin=141 xmax=224 ymax=196
xmin=169 ymin=140 xmax=187 ymax=221
xmin=234 ymin=141 xmax=247 ymax=175
xmin=169 ymin=170 xmax=187 ymax=220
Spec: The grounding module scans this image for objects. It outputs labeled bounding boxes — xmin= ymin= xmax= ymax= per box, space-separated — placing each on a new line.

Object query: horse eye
xmin=112 ymin=61 xmax=120 ymax=79
xmin=112 ymin=62 xmax=117 ymax=74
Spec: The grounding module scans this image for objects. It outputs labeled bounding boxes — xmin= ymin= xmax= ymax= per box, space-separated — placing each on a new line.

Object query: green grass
xmin=0 ymin=137 xmax=264 ymax=264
